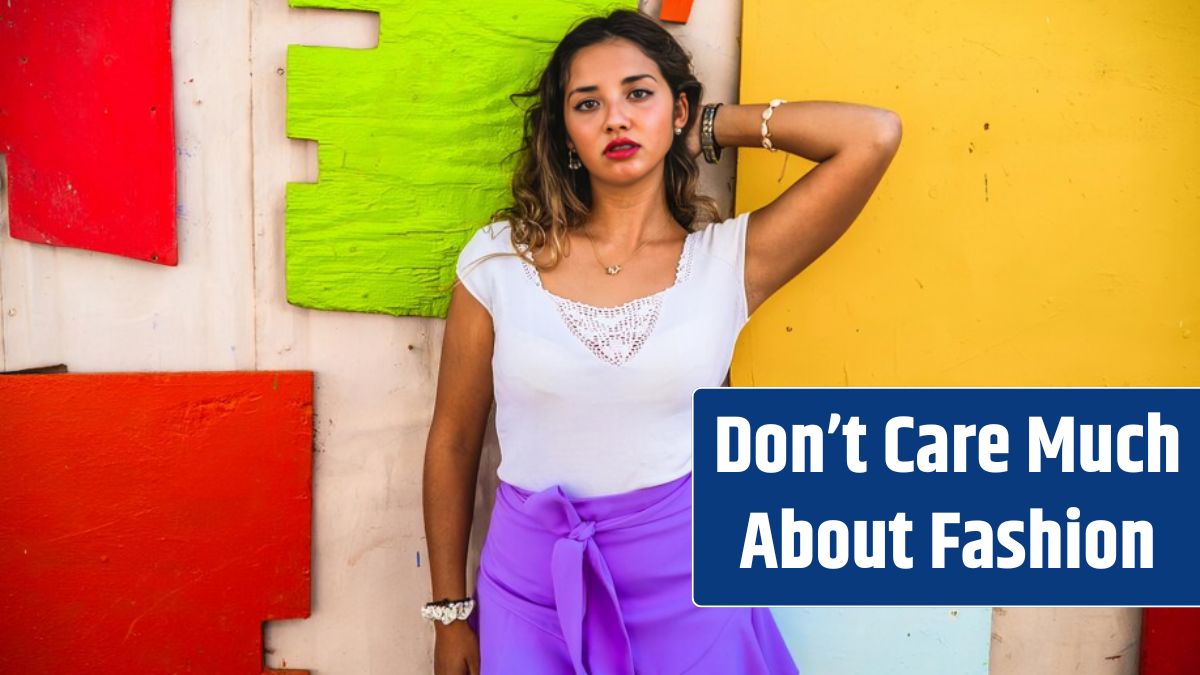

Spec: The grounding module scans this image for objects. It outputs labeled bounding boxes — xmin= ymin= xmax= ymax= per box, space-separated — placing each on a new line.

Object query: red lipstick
xmin=604 ymin=137 xmax=641 ymax=160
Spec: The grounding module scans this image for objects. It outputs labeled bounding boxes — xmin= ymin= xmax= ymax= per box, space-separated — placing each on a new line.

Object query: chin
xmin=596 ymin=159 xmax=662 ymax=184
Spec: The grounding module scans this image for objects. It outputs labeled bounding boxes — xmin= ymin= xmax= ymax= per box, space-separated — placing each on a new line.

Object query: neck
xmin=583 ymin=171 xmax=677 ymax=246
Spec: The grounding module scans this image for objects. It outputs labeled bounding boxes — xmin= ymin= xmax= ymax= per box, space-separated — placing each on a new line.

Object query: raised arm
xmin=423 ymin=280 xmax=494 ymax=672
xmin=712 ymin=101 xmax=902 ymax=316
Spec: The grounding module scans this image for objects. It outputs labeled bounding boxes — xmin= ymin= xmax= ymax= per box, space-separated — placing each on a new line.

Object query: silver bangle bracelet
xmin=700 ymin=102 xmax=724 ymax=164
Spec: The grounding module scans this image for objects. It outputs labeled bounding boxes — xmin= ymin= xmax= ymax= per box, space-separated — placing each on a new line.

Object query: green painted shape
xmin=286 ymin=0 xmax=636 ymax=317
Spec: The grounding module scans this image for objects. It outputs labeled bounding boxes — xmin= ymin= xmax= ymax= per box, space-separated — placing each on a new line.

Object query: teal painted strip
xmin=770 ymin=607 xmax=992 ymax=674
xmin=285 ymin=0 xmax=636 ymax=317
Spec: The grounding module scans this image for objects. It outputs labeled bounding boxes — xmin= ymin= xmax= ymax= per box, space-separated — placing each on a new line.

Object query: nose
xmin=604 ymin=101 xmax=632 ymax=133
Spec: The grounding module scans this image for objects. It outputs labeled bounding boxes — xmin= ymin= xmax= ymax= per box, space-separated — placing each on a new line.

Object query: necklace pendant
xmin=606 ymin=264 xmax=621 ymax=275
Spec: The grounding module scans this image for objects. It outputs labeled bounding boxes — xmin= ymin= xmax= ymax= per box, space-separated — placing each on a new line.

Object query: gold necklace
xmin=581 ymin=227 xmax=651 ymax=276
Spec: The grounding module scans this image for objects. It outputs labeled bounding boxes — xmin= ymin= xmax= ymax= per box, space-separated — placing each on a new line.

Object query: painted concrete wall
xmin=774 ymin=608 xmax=991 ymax=675
xmin=2 ymin=0 xmax=1185 ymax=672
xmin=733 ymin=1 xmax=1198 ymax=673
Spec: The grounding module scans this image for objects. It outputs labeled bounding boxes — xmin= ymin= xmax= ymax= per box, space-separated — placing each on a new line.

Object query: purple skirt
xmin=468 ymin=471 xmax=799 ymax=674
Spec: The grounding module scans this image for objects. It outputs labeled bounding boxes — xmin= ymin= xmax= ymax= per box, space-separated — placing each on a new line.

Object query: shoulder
xmin=461 ymin=220 xmax=514 ymax=254
xmin=454 ymin=220 xmax=521 ymax=315
xmin=691 ymin=211 xmax=752 ymax=270
xmin=457 ymin=220 xmax=517 ymax=267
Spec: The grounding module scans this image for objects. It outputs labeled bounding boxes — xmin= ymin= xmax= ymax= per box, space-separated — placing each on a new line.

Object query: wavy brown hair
xmin=482 ymin=8 xmax=723 ymax=273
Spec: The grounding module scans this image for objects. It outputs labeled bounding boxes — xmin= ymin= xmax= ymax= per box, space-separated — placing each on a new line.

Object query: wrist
xmin=434 ymin=618 xmax=474 ymax=634
xmin=430 ymin=585 xmax=467 ymax=599
xmin=712 ymin=103 xmax=768 ymax=151
xmin=430 ymin=570 xmax=467 ymax=602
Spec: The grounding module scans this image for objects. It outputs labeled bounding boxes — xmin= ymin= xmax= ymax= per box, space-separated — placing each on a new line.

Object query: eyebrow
xmin=567 ymin=73 xmax=658 ymax=99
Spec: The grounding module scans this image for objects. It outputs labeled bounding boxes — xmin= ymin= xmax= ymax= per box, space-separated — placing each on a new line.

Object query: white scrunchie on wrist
xmin=422 ymin=597 xmax=475 ymax=624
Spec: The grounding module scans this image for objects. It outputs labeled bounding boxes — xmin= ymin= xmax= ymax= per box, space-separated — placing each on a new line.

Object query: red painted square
xmin=1141 ymin=608 xmax=1200 ymax=675
xmin=0 ymin=1 xmax=177 ymax=265
xmin=0 ymin=372 xmax=313 ymax=674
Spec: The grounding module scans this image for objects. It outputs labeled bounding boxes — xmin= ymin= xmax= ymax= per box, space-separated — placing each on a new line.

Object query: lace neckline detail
xmin=519 ymin=232 xmax=697 ymax=366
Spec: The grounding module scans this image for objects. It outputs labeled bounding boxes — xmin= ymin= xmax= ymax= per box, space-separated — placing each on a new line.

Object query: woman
xmin=423 ymin=8 xmax=901 ymax=674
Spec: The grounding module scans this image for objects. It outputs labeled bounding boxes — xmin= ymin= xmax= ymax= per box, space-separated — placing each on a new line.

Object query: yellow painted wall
xmin=733 ymin=0 xmax=1199 ymax=388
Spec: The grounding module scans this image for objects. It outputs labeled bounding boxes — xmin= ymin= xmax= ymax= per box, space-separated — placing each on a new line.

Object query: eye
xmin=629 ymin=88 xmax=653 ymax=100
xmin=574 ymin=99 xmax=599 ymax=112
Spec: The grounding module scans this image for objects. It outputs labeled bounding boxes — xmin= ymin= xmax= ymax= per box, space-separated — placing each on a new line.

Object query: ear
xmin=674 ymin=91 xmax=690 ymax=130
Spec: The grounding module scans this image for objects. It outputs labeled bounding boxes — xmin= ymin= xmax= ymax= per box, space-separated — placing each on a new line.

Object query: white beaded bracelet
xmin=421 ymin=597 xmax=475 ymax=624
xmin=760 ymin=98 xmax=787 ymax=152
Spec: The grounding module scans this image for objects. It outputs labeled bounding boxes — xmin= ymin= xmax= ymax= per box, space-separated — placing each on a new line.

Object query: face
xmin=562 ymin=37 xmax=688 ymax=186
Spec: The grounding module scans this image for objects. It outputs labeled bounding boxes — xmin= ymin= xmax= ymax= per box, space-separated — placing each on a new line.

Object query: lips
xmin=604 ymin=138 xmax=641 ymax=159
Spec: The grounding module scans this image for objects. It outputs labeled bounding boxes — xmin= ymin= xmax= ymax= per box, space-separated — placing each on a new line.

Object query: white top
xmin=455 ymin=211 xmax=752 ymax=497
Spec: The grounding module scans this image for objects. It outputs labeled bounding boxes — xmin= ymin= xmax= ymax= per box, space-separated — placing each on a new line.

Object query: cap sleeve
xmin=703 ymin=211 xmax=753 ymax=326
xmin=454 ymin=222 xmax=509 ymax=316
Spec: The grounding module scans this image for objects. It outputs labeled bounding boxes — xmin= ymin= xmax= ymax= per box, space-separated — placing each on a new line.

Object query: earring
xmin=567 ymin=148 xmax=582 ymax=170
xmin=674 ymin=127 xmax=682 ymax=136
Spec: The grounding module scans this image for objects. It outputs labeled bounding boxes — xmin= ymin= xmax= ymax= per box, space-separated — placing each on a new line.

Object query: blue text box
xmin=692 ymin=387 xmax=1198 ymax=606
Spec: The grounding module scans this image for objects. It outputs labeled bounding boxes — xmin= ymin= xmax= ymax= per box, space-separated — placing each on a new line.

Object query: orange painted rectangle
xmin=659 ymin=0 xmax=695 ymax=23
xmin=0 ymin=372 xmax=313 ymax=674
